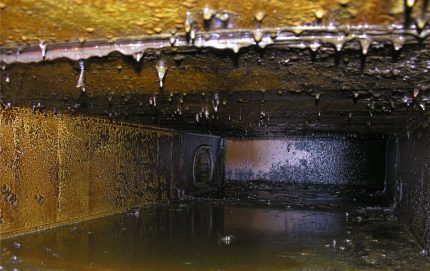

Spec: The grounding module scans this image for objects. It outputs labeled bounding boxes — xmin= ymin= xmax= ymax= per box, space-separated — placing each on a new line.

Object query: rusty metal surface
xmin=387 ymin=117 xmax=430 ymax=251
xmin=0 ymin=108 xmax=176 ymax=238
xmin=225 ymin=137 xmax=385 ymax=185
xmin=0 ymin=0 xmax=416 ymax=47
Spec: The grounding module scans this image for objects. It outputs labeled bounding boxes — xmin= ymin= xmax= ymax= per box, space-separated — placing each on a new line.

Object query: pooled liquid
xmin=1 ymin=202 xmax=429 ymax=270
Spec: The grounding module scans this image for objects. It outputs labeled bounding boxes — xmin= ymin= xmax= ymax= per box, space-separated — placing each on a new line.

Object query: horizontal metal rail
xmin=1 ymin=24 xmax=429 ymax=65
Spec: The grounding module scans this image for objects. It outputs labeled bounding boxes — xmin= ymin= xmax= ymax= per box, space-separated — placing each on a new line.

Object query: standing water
xmin=1 ymin=181 xmax=429 ymax=271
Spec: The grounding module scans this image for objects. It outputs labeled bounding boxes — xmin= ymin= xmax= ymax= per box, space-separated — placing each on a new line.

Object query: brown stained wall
xmin=0 ymin=0 xmax=409 ymax=47
xmin=387 ymin=118 xmax=430 ymax=250
xmin=0 ymin=109 xmax=219 ymax=238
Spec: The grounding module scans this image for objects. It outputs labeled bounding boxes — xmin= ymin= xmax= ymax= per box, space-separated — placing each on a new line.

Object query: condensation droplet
xmin=359 ymin=36 xmax=372 ymax=55
xmin=39 ymin=41 xmax=48 ymax=60
xmin=190 ymin=29 xmax=196 ymax=42
xmin=149 ymin=95 xmax=157 ymax=107
xmin=315 ymin=92 xmax=320 ymax=103
xmin=353 ymin=92 xmax=359 ymax=99
xmin=292 ymin=28 xmax=303 ymax=35
xmin=184 ymin=11 xmax=193 ymax=34
xmin=254 ymin=11 xmax=266 ymax=22
xmin=155 ymin=61 xmax=168 ymax=88
xmin=309 ymin=40 xmax=321 ymax=52
xmin=85 ymin=27 xmax=95 ymax=33
xmin=216 ymin=12 xmax=230 ymax=22
xmin=202 ymin=6 xmax=215 ymax=21
xmin=76 ymin=60 xmax=86 ymax=92
xmin=212 ymin=93 xmax=220 ymax=112
xmin=134 ymin=52 xmax=143 ymax=62
xmin=413 ymin=88 xmax=419 ymax=98
xmin=314 ymin=9 xmax=325 ymax=20
xmin=232 ymin=45 xmax=240 ymax=54
xmin=337 ymin=0 xmax=350 ymax=6
xmin=323 ymin=34 xmax=347 ymax=52
xmin=405 ymin=0 xmax=416 ymax=8
xmin=402 ymin=95 xmax=412 ymax=105
xmin=177 ymin=106 xmax=182 ymax=115
xmin=253 ymin=29 xmax=264 ymax=43
xmin=415 ymin=16 xmax=428 ymax=32
xmin=170 ymin=35 xmax=177 ymax=46
xmin=391 ymin=36 xmax=405 ymax=51
xmin=333 ymin=35 xmax=345 ymax=52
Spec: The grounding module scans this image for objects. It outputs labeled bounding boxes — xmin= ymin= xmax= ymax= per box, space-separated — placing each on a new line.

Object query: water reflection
xmin=224 ymin=207 xmax=344 ymax=236
xmin=1 ymin=204 xmax=429 ymax=271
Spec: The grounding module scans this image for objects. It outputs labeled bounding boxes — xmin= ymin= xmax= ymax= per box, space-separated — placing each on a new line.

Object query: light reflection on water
xmin=1 ymin=204 xmax=429 ymax=271
xmin=224 ymin=207 xmax=344 ymax=236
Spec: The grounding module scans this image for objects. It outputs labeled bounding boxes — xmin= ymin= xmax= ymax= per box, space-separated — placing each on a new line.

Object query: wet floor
xmin=1 ymin=199 xmax=429 ymax=271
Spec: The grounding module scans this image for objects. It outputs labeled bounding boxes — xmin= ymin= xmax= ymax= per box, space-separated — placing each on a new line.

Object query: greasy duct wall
xmin=226 ymin=137 xmax=385 ymax=186
xmin=0 ymin=109 xmax=223 ymax=238
xmin=387 ymin=118 xmax=430 ymax=250
xmin=0 ymin=0 xmax=410 ymax=47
